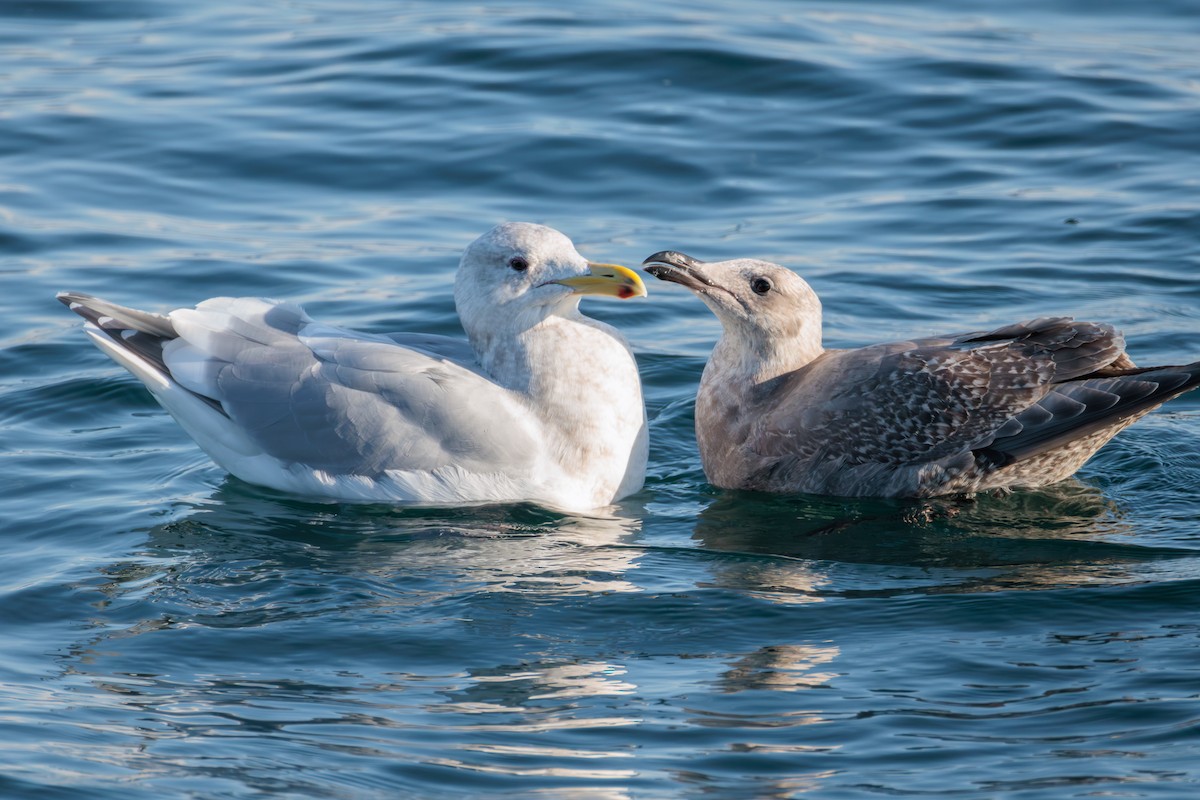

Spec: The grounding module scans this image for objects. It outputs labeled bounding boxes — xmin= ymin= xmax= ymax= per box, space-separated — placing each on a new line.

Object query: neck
xmin=476 ymin=310 xmax=646 ymax=489
xmin=706 ymin=326 xmax=823 ymax=389
xmin=474 ymin=306 xmax=588 ymax=394
xmin=694 ymin=329 xmax=822 ymax=489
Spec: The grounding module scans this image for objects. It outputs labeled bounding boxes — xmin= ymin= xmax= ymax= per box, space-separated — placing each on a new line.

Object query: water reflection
xmin=128 ymin=481 xmax=648 ymax=596
xmin=47 ymin=484 xmax=658 ymax=793
xmin=693 ymin=480 xmax=1127 ymax=554
xmin=53 ymin=654 xmax=647 ymax=795
xmin=719 ymin=644 xmax=840 ymax=693
xmin=437 ymin=660 xmax=637 ymax=712
xmin=691 ymin=480 xmax=1191 ymax=575
xmin=48 ymin=478 xmax=1198 ymax=798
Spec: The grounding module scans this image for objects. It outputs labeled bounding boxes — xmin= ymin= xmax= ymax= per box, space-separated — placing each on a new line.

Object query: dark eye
xmin=750 ymin=276 xmax=773 ymax=295
xmin=508 ymin=256 xmax=529 ymax=272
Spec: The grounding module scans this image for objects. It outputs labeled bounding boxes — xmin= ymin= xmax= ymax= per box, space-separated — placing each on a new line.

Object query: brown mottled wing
xmin=755 ymin=317 xmax=1129 ymax=466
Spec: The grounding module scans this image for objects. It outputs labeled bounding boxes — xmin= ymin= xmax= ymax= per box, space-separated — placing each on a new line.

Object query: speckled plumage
xmin=644 ymin=251 xmax=1200 ymax=498
xmin=58 ymin=223 xmax=649 ymax=513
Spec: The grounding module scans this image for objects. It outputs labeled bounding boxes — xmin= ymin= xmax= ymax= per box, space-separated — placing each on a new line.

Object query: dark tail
xmin=57 ymin=291 xmax=178 ymax=379
xmin=57 ymin=291 xmax=176 ymax=337
xmin=975 ymin=361 xmax=1200 ymax=467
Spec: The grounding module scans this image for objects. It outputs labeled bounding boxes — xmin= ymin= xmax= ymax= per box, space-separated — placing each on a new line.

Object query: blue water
xmin=3 ymin=1 xmax=1200 ymax=797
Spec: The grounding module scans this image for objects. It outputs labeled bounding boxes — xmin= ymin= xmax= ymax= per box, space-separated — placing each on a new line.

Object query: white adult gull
xmin=58 ymin=223 xmax=649 ymax=512
xmin=644 ymin=249 xmax=1200 ymax=498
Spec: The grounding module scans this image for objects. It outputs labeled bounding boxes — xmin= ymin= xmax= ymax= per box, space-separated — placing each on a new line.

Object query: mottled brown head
xmin=642 ymin=250 xmax=823 ymax=364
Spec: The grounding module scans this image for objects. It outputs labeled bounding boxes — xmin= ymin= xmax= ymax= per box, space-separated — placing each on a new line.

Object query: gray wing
xmin=757 ymin=317 xmax=1137 ymax=467
xmin=163 ymin=297 xmax=538 ymax=476
xmin=381 ymin=331 xmax=477 ymax=365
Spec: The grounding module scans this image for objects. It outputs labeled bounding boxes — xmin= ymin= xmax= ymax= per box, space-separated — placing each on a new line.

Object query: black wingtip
xmin=976 ymin=362 xmax=1200 ymax=470
xmin=56 ymin=292 xmax=181 ymax=341
xmin=57 ymin=290 xmax=92 ymax=309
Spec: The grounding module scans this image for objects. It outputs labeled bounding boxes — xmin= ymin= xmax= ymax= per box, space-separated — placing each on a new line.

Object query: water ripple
xmin=4 ymin=0 xmax=1200 ymax=797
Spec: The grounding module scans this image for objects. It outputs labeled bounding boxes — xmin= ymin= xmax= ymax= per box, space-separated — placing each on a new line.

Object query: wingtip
xmin=56 ymin=290 xmax=93 ymax=308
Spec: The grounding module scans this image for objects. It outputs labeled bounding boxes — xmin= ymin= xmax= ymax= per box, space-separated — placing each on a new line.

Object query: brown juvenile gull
xmin=644 ymin=250 xmax=1200 ymax=498
xmin=57 ymin=223 xmax=649 ymax=513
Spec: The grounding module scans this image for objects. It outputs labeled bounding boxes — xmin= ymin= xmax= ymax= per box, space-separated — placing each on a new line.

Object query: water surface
xmin=3 ymin=1 xmax=1199 ymax=797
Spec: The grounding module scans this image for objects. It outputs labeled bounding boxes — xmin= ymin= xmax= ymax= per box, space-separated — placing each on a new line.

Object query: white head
xmin=643 ymin=250 xmax=823 ymax=373
xmin=454 ymin=223 xmax=646 ymax=344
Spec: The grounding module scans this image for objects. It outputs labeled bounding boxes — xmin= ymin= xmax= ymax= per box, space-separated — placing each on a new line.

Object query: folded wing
xmin=62 ymin=293 xmax=539 ymax=480
xmin=758 ymin=316 xmax=1176 ymax=469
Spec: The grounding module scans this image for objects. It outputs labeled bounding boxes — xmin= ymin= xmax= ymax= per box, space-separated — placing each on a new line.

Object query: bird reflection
xmin=125 ymin=480 xmax=648 ymax=595
xmin=65 ymin=479 xmax=652 ymax=701
xmin=437 ymin=660 xmax=639 ymax=714
xmin=687 ymin=479 xmax=1193 ymax=595
xmin=55 ymin=484 xmax=656 ymax=794
xmin=720 ymin=644 xmax=841 ymax=693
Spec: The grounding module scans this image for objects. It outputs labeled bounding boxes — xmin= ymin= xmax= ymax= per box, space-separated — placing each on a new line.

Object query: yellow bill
xmin=549 ymin=262 xmax=648 ymax=299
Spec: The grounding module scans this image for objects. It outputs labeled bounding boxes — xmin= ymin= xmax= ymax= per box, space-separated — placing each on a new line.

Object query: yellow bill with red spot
xmin=549 ymin=262 xmax=648 ymax=299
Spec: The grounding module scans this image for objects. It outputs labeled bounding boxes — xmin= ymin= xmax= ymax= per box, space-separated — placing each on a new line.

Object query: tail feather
xmin=58 ymin=291 xmax=177 ymax=377
xmin=58 ymin=291 xmax=225 ymax=414
xmin=975 ymin=361 xmax=1200 ymax=467
xmin=57 ymin=291 xmax=176 ymax=338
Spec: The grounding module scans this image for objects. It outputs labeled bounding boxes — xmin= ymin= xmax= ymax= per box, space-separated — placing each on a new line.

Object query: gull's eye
xmin=750 ymin=276 xmax=773 ymax=295
xmin=508 ymin=256 xmax=529 ymax=272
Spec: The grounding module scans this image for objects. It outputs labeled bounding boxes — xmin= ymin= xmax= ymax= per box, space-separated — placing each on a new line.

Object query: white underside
xmin=84 ymin=326 xmax=606 ymax=512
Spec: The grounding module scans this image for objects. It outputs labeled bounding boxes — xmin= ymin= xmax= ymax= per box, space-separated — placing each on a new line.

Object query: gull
xmin=644 ymin=250 xmax=1200 ymax=498
xmin=58 ymin=223 xmax=649 ymax=512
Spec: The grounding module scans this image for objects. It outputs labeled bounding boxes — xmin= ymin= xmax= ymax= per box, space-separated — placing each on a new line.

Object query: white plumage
xmin=61 ymin=223 xmax=649 ymax=513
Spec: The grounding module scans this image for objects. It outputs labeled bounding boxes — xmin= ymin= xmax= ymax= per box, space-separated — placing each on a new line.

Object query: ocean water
xmin=3 ymin=1 xmax=1200 ymax=797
